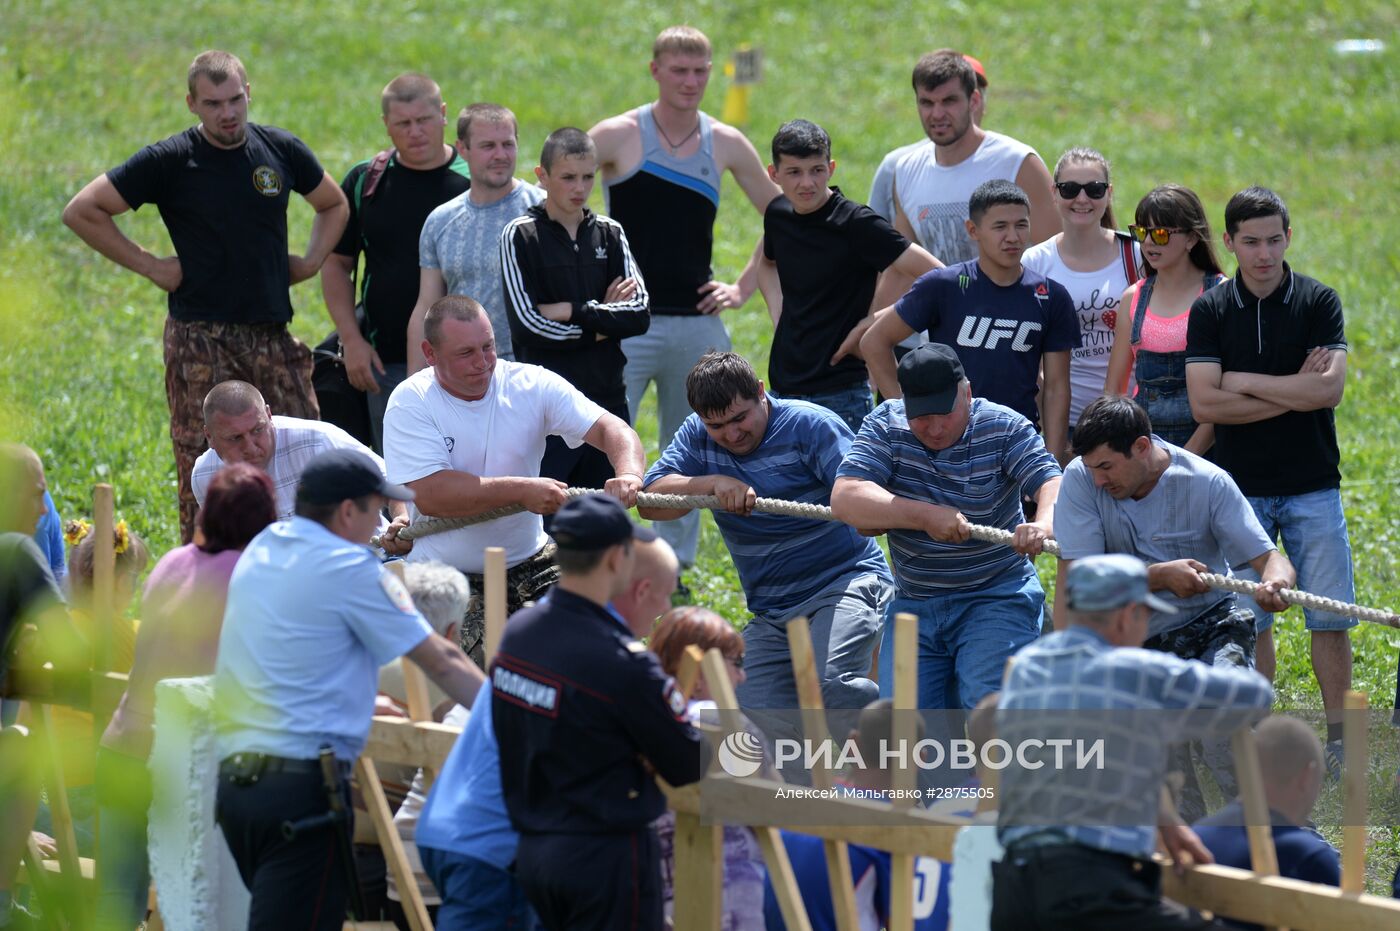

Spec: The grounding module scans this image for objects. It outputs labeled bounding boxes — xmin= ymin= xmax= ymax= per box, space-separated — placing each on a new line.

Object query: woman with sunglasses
xmin=1104 ymin=184 xmax=1227 ymax=454
xmin=1022 ymin=148 xmax=1140 ymax=461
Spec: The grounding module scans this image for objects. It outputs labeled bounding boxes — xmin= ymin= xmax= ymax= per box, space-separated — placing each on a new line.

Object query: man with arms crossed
xmin=383 ymin=296 xmax=646 ymax=655
xmin=63 ymin=50 xmax=348 ymax=541
xmin=321 ymin=73 xmax=471 ymax=450
xmin=590 ymin=24 xmax=781 ymax=572
xmin=640 ymin=351 xmax=892 ymax=715
xmin=407 ymin=103 xmax=545 ymax=370
xmin=1186 ymin=186 xmax=1355 ymax=775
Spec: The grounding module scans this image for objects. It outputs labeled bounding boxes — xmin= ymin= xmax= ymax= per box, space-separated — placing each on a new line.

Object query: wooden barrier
xmin=1342 ymin=690 xmax=1369 ymax=895
xmin=786 ymin=617 xmax=859 ymax=931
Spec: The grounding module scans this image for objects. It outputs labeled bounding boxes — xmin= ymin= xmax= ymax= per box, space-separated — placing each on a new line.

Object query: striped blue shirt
xmin=997 ymin=626 xmax=1273 ymax=860
xmin=836 ymin=398 xmax=1060 ymax=596
xmin=644 ymin=397 xmax=890 ymax=617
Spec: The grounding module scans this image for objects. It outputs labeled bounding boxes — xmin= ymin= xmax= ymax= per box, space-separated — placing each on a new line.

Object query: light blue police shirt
xmin=214 ymin=517 xmax=434 ymax=761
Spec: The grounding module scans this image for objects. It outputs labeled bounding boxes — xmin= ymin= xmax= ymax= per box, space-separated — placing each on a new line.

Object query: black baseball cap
xmin=550 ymin=493 xmax=657 ymax=550
xmin=898 ymin=343 xmax=966 ymax=418
xmin=297 ymin=448 xmax=415 ymax=505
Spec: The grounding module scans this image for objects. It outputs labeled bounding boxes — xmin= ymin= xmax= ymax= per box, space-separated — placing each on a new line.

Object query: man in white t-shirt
xmin=868 ymin=52 xmax=988 ymax=225
xmin=192 ymin=380 xmax=412 ymax=553
xmin=890 ymin=49 xmax=1056 ymax=266
xmin=406 ymin=103 xmax=546 ymax=369
xmin=383 ymin=294 xmax=647 ymax=654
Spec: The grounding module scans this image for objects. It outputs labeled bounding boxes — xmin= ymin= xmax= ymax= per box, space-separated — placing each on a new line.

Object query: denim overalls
xmin=1129 ymin=273 xmax=1227 ymax=447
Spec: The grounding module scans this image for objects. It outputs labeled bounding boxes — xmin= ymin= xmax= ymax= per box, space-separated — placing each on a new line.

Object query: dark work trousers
xmin=216 ymin=767 xmax=354 ymax=931
xmin=991 ymin=845 xmax=1228 ymax=930
xmin=516 ymin=828 xmax=662 ymax=931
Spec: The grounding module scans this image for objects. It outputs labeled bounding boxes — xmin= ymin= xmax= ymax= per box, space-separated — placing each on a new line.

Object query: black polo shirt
xmin=1185 ymin=264 xmax=1346 ymax=496
xmin=107 ymin=124 xmax=325 ymax=324
xmin=491 ymin=588 xmax=708 ymax=835
xmin=764 ymin=188 xmax=910 ymax=395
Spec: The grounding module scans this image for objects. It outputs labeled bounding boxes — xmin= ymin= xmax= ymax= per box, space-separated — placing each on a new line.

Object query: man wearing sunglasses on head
xmin=1185 ymin=187 xmax=1355 ymax=781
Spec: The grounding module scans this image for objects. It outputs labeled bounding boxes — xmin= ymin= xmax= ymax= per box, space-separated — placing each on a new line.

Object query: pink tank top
xmin=1137 ymin=307 xmax=1190 ymax=353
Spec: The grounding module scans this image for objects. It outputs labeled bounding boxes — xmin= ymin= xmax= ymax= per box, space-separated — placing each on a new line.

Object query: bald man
xmin=192 ymin=380 xmax=412 ymax=554
xmin=1193 ymin=715 xmax=1340 ymax=898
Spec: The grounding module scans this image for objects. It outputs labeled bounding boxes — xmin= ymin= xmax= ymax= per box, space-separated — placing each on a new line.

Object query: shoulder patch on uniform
xmin=378 ymin=570 xmax=416 ymax=614
xmin=625 ymin=640 xmax=647 ymax=654
xmin=663 ymin=678 xmax=687 ymax=719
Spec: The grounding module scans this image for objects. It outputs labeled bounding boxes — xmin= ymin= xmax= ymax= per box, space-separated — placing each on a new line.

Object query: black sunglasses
xmin=1055 ymin=180 xmax=1109 ymax=200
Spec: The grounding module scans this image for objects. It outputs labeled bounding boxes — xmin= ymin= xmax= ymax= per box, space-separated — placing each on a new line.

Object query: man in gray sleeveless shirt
xmin=589 ymin=25 xmax=780 ymax=572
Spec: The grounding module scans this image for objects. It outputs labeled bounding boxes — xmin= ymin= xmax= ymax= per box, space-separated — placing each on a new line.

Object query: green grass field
xmin=4 ymin=0 xmax=1400 ymax=893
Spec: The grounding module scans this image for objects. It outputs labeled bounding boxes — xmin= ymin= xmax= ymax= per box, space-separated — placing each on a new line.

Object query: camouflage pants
xmin=459 ymin=542 xmax=559 ymax=667
xmin=164 ymin=318 xmax=318 ymax=542
xmin=1145 ymin=598 xmax=1257 ymax=822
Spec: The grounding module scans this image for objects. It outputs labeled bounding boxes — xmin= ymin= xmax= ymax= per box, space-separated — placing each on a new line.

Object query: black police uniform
xmin=491 ymin=587 xmax=708 ymax=930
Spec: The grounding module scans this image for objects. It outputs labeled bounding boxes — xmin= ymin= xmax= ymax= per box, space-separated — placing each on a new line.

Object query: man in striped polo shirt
xmin=640 ymin=352 xmax=893 ymax=718
xmin=831 ymin=343 xmax=1060 ymax=712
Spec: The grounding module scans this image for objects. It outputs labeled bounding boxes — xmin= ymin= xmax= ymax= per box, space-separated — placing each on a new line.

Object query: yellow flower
xmin=113 ymin=520 xmax=130 ymax=555
xmin=63 ymin=519 xmax=91 ymax=547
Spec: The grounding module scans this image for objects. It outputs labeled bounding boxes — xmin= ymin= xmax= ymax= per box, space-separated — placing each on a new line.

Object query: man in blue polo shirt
xmin=831 ymin=342 xmax=1060 ymax=711
xmin=641 ymin=351 xmax=893 ymax=714
xmin=214 ymin=449 xmax=485 ymax=931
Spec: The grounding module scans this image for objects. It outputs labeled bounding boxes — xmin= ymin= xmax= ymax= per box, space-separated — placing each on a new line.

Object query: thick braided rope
xmin=388 ymin=490 xmax=1399 ymax=627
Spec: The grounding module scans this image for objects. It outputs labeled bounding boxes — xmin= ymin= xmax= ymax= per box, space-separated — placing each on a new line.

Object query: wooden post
xmin=1341 ymin=691 xmax=1369 ymax=894
xmin=356 ymin=756 xmax=434 ymax=931
xmin=786 ymin=617 xmax=859 ymax=931
xmin=35 ymin=704 xmax=88 ymax=928
xmin=670 ymin=643 xmax=722 ymax=931
xmin=1231 ymin=727 xmax=1280 ymax=877
xmin=676 ymin=645 xmax=705 ymax=699
xmin=701 ymin=647 xmax=812 ymax=931
xmin=887 ymin=612 xmax=918 ymax=931
xmin=484 ymin=546 xmax=507 ymax=664
xmin=92 ymin=483 xmax=116 ymax=673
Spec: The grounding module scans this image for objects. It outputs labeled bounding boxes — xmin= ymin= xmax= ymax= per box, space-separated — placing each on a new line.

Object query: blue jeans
xmin=780 ymin=382 xmax=874 ymax=435
xmin=366 ymin=362 xmax=409 ymax=455
xmin=1238 ymin=487 xmax=1357 ymax=631
xmin=735 ymin=570 xmax=890 ymax=718
xmin=879 ymin=564 xmax=1044 ymax=710
xmin=421 ymin=846 xmax=538 ymax=931
xmin=624 ymin=314 xmax=732 ymax=568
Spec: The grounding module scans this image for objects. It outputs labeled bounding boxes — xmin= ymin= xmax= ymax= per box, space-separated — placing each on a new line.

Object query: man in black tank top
xmin=590 ymin=25 xmax=780 ymax=572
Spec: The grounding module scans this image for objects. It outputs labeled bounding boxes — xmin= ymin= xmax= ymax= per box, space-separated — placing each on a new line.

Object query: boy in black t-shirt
xmin=1185 ymin=186 xmax=1355 ymax=776
xmin=759 ymin=119 xmax=938 ymax=432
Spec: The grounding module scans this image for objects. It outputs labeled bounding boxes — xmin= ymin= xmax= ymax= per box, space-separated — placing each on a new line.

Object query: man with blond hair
xmin=321 ymin=73 xmax=471 ymax=450
xmin=589 ymin=25 xmax=781 ymax=575
xmin=63 ymin=50 xmax=349 ymax=541
xmin=407 ymin=102 xmax=545 ymax=370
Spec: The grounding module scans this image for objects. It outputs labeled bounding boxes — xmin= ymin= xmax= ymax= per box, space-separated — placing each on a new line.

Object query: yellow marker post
xmin=721 ymin=45 xmax=763 ymax=128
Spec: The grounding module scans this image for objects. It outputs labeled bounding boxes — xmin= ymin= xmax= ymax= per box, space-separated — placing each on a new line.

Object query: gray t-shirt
xmin=1054 ymin=438 xmax=1274 ymax=636
xmin=418 ymin=180 xmax=546 ymax=360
